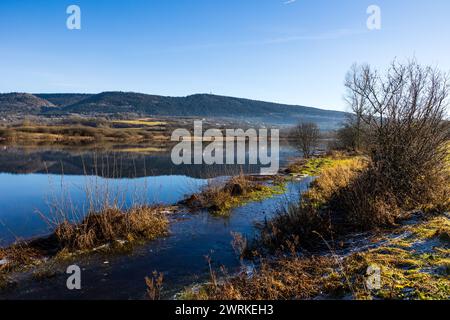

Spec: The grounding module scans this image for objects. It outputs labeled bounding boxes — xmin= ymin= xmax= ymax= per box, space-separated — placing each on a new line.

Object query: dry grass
xmin=112 ymin=119 xmax=167 ymax=127
xmin=335 ymin=138 xmax=449 ymax=228
xmin=0 ymin=242 xmax=45 ymax=290
xmin=186 ymin=144 xmax=450 ymax=300
xmin=145 ymin=271 xmax=164 ymax=300
xmin=181 ymin=256 xmax=337 ymax=300
xmin=336 ymin=158 xmax=450 ymax=229
xmin=0 ymin=205 xmax=170 ymax=280
xmin=182 ymin=174 xmax=286 ymax=216
xmin=302 ymin=157 xmax=367 ymax=207
xmin=54 ymin=205 xmax=169 ymax=251
xmin=182 ymin=215 xmax=450 ymax=300
xmin=0 ymin=244 xmax=43 ymax=273
xmin=258 ymin=157 xmax=368 ymax=251
xmin=259 ymin=148 xmax=450 ymax=253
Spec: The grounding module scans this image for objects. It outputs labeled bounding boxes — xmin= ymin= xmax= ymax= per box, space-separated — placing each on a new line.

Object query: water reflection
xmin=0 ymin=144 xmax=298 ymax=246
xmin=0 ymin=173 xmax=206 ymax=245
xmin=0 ymin=144 xmax=297 ymax=178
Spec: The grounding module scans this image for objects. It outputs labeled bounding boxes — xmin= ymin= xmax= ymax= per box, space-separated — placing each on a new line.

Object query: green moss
xmin=178 ymin=285 xmax=211 ymax=300
xmin=211 ymin=183 xmax=287 ymax=216
xmin=340 ymin=216 xmax=450 ymax=300
xmin=288 ymin=157 xmax=334 ymax=176
xmin=300 ymin=158 xmax=334 ymax=176
xmin=288 ymin=155 xmax=366 ymax=177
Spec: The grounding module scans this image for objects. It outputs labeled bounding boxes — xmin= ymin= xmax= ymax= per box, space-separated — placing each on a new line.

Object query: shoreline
xmin=0 ymin=165 xmax=298 ymax=289
xmin=1 ymin=153 xmax=448 ymax=300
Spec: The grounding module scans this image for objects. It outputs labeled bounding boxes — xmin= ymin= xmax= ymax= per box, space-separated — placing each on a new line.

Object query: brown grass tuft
xmin=145 ymin=271 xmax=164 ymax=300
xmin=54 ymin=206 xmax=169 ymax=251
xmin=183 ymin=256 xmax=338 ymax=300
xmin=0 ymin=244 xmax=43 ymax=273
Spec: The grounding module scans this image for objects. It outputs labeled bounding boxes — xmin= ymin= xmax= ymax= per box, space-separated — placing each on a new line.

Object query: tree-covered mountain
xmin=0 ymin=93 xmax=56 ymax=114
xmin=61 ymin=92 xmax=346 ymax=127
xmin=35 ymin=93 xmax=94 ymax=107
xmin=1 ymin=91 xmax=347 ymax=128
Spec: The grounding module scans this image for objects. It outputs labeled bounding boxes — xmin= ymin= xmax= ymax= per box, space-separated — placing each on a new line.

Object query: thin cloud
xmin=166 ymin=28 xmax=368 ymax=53
xmin=284 ymin=0 xmax=297 ymax=4
xmin=258 ymin=29 xmax=368 ymax=44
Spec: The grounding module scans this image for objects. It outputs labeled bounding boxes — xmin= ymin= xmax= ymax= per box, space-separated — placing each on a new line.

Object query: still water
xmin=0 ymin=144 xmax=305 ymax=299
xmin=0 ymin=173 xmax=206 ymax=244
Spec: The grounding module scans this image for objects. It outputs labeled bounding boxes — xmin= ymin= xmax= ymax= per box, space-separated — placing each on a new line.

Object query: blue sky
xmin=1 ymin=0 xmax=449 ymax=111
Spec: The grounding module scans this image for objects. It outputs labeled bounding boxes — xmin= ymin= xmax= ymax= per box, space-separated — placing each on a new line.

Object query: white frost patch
xmin=92 ymin=244 xmax=109 ymax=251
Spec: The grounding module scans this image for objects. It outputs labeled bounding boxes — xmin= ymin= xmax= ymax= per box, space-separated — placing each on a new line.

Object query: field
xmin=0 ymin=118 xmax=172 ymax=146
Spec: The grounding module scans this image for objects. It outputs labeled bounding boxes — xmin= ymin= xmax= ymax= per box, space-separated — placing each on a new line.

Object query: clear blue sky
xmin=1 ymin=0 xmax=449 ymax=111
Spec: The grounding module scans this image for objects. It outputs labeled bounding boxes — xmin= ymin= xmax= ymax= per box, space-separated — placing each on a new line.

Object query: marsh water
xmin=0 ymin=144 xmax=308 ymax=299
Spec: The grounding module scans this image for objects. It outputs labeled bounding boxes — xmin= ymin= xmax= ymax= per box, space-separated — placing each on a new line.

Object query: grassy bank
xmin=284 ymin=151 xmax=364 ymax=176
xmin=180 ymin=150 xmax=450 ymax=300
xmin=262 ymin=150 xmax=449 ymax=252
xmin=181 ymin=214 xmax=450 ymax=300
xmin=181 ymin=174 xmax=287 ymax=216
xmin=259 ymin=156 xmax=370 ymax=251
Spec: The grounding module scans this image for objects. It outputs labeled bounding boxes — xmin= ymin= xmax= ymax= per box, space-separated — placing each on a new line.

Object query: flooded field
xmin=0 ymin=144 xmax=306 ymax=299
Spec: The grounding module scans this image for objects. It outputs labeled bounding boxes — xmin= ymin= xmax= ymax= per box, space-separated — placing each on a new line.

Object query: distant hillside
xmin=62 ymin=92 xmax=176 ymax=114
xmin=35 ymin=93 xmax=94 ymax=107
xmin=0 ymin=93 xmax=55 ymax=114
xmin=1 ymin=91 xmax=347 ymax=128
xmin=61 ymin=92 xmax=346 ymax=128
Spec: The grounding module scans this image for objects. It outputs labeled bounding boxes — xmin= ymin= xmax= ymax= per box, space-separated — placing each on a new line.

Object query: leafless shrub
xmin=332 ymin=169 xmax=404 ymax=228
xmin=338 ymin=65 xmax=373 ymax=151
xmin=346 ymin=60 xmax=449 ymax=208
xmin=291 ymin=122 xmax=320 ymax=159
xmin=334 ymin=121 xmax=370 ymax=152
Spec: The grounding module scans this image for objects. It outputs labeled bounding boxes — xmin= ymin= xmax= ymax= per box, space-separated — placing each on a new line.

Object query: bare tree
xmin=292 ymin=122 xmax=320 ymax=159
xmin=335 ymin=123 xmax=359 ymax=151
xmin=345 ymin=59 xmax=450 ymax=207
xmin=343 ymin=64 xmax=370 ymax=151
